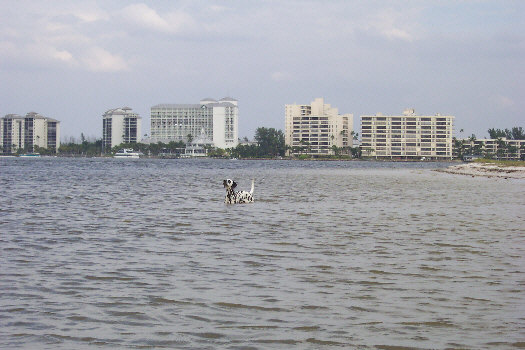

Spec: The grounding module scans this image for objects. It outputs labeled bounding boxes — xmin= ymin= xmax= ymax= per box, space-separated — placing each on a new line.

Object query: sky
xmin=1 ymin=0 xmax=523 ymax=141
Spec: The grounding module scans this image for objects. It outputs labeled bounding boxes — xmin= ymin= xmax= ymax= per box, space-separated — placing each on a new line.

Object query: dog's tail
xmin=249 ymin=179 xmax=254 ymax=195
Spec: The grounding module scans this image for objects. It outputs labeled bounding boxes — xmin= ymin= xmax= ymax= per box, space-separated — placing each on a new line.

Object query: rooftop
xmin=152 ymin=101 xmax=237 ymax=109
xmin=2 ymin=112 xmax=59 ymax=122
xmin=103 ymin=107 xmax=140 ymax=117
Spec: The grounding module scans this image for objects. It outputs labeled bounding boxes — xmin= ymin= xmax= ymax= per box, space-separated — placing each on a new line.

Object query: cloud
xmin=364 ymin=8 xmax=418 ymax=41
xmin=0 ymin=39 xmax=75 ymax=68
xmin=206 ymin=5 xmax=228 ymax=13
xmin=0 ymin=40 xmax=18 ymax=57
xmin=122 ymin=3 xmax=169 ymax=32
xmin=271 ymin=71 xmax=292 ymax=82
xmin=48 ymin=47 xmax=74 ymax=63
xmin=121 ymin=3 xmax=195 ymax=34
xmin=73 ymin=9 xmax=109 ymax=23
xmin=380 ymin=27 xmax=413 ymax=41
xmin=81 ymin=47 xmax=128 ymax=72
xmin=493 ymin=95 xmax=515 ymax=108
xmin=0 ymin=2 xmax=129 ymax=73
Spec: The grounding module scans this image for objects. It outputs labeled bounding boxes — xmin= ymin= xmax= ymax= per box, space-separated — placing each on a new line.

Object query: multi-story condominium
xmin=150 ymin=97 xmax=238 ymax=149
xmin=1 ymin=112 xmax=60 ymax=154
xmin=102 ymin=107 xmax=142 ymax=152
xmin=457 ymin=138 xmax=525 ymax=160
xmin=360 ymin=109 xmax=454 ymax=159
xmin=285 ymin=98 xmax=353 ymax=156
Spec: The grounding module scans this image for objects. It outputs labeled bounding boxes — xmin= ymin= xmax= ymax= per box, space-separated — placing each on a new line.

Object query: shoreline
xmin=437 ymin=162 xmax=525 ymax=179
xmin=4 ymin=154 xmax=459 ymax=162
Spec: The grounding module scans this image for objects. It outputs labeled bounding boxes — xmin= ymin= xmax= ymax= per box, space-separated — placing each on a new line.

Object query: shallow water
xmin=1 ymin=158 xmax=524 ymax=349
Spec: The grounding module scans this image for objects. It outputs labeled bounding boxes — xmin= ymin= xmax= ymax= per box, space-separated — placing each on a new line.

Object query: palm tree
xmin=472 ymin=142 xmax=483 ymax=156
xmin=298 ymin=139 xmax=311 ymax=156
xmin=464 ymin=134 xmax=476 ymax=155
xmin=496 ymin=137 xmax=506 ymax=159
xmin=298 ymin=140 xmax=304 ymax=155
xmin=507 ymin=144 xmax=518 ymax=159
xmin=511 ymin=126 xmax=525 ymax=140
xmin=284 ymin=144 xmax=292 ymax=157
xmin=453 ymin=137 xmax=466 ymax=159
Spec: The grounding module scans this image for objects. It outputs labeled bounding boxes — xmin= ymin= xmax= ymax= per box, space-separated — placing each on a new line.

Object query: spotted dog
xmin=223 ymin=179 xmax=254 ymax=204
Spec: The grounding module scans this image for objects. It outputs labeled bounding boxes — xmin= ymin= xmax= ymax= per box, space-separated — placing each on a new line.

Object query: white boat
xmin=19 ymin=153 xmax=41 ymax=158
xmin=114 ymin=149 xmax=141 ymax=159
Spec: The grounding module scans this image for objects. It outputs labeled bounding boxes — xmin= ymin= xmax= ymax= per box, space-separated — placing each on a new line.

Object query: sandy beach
xmin=437 ymin=162 xmax=525 ymax=179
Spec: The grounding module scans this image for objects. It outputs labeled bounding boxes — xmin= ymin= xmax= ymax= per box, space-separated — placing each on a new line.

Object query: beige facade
xmin=361 ymin=109 xmax=454 ymax=159
xmin=285 ymin=98 xmax=353 ymax=156
xmin=458 ymin=138 xmax=525 ymax=160
xmin=1 ymin=112 xmax=60 ymax=154
xmin=102 ymin=107 xmax=142 ymax=152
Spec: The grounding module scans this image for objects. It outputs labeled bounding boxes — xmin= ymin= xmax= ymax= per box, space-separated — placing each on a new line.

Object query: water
xmin=1 ymin=158 xmax=524 ymax=349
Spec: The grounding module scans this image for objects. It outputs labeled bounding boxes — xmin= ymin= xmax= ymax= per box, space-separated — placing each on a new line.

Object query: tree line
xmin=227 ymin=127 xmax=286 ymax=158
xmin=487 ymin=127 xmax=524 ymax=140
xmin=58 ymin=140 xmax=186 ymax=157
xmin=55 ymin=127 xmax=290 ymax=158
xmin=14 ymin=125 xmax=523 ymax=160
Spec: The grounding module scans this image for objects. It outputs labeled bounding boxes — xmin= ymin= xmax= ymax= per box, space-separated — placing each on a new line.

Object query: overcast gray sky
xmin=1 ymin=0 xmax=523 ymax=141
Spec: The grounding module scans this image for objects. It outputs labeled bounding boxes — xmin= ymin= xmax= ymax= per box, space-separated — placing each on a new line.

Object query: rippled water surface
xmin=1 ymin=158 xmax=524 ymax=349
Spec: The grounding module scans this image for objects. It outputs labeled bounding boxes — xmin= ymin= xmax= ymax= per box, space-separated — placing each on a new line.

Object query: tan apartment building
xmin=1 ymin=112 xmax=60 ymax=154
xmin=361 ymin=109 xmax=454 ymax=159
xmin=102 ymin=107 xmax=142 ymax=153
xmin=458 ymin=138 xmax=525 ymax=160
xmin=285 ymin=98 xmax=353 ymax=156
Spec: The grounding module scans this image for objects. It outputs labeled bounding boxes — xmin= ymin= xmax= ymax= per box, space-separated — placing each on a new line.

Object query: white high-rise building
xmin=360 ymin=109 xmax=454 ymax=159
xmin=285 ymin=98 xmax=353 ymax=155
xmin=1 ymin=112 xmax=60 ymax=154
xmin=150 ymin=97 xmax=238 ymax=149
xmin=102 ymin=107 xmax=142 ymax=152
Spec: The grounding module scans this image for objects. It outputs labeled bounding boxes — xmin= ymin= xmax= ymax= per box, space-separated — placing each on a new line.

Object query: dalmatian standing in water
xmin=223 ymin=179 xmax=254 ymax=204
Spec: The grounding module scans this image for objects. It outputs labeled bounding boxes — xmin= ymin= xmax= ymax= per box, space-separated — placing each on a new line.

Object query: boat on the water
xmin=19 ymin=153 xmax=41 ymax=158
xmin=114 ymin=149 xmax=141 ymax=159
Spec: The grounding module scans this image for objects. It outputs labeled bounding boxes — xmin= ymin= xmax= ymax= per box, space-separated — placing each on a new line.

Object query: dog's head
xmin=223 ymin=179 xmax=237 ymax=191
